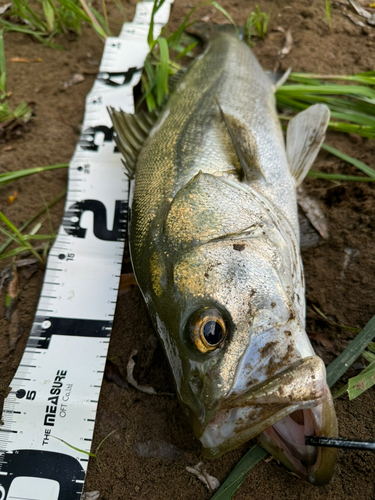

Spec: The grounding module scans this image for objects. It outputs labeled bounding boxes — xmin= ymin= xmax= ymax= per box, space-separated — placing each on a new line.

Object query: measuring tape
xmin=0 ymin=2 xmax=173 ymax=498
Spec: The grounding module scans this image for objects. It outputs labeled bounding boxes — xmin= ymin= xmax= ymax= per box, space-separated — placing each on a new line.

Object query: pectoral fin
xmin=216 ymin=98 xmax=265 ymax=183
xmin=286 ymin=104 xmax=330 ymax=186
xmin=108 ymin=107 xmax=159 ymax=178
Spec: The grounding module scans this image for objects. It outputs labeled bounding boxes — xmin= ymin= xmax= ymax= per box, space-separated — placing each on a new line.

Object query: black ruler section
xmin=28 ymin=317 xmax=113 ymax=349
xmin=0 ymin=449 xmax=85 ymax=499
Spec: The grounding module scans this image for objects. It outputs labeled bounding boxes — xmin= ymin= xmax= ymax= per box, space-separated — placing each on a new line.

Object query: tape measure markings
xmin=0 ymin=1 xmax=174 ymax=498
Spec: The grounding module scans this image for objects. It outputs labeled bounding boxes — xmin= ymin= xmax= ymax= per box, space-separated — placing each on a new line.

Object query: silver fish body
xmin=110 ymin=32 xmax=338 ymax=485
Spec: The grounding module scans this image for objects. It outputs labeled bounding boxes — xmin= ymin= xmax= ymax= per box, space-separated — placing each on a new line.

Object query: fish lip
xmin=218 ymin=355 xmax=327 ymax=412
xmin=197 ymin=356 xmax=328 ymax=458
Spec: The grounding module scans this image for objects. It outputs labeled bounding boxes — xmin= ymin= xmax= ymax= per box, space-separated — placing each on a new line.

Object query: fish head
xmin=145 ymin=172 xmax=337 ymax=484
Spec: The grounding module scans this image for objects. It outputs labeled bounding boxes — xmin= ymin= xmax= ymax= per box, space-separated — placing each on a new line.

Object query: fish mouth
xmin=197 ymin=356 xmax=338 ymax=484
xmin=258 ymin=395 xmax=338 ymax=485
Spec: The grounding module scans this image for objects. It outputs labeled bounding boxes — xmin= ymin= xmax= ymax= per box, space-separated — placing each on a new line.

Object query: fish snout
xmin=233 ymin=355 xmax=327 ymax=407
xmin=198 ymin=355 xmax=337 ymax=485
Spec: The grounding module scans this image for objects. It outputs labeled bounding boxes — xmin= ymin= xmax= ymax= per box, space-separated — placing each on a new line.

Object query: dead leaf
xmin=81 ymin=493 xmax=100 ymax=500
xmin=105 ymin=358 xmax=129 ymax=389
xmin=186 ymin=462 xmax=220 ymax=492
xmin=119 ymin=273 xmax=137 ymax=294
xmin=297 ymin=187 xmax=329 ymax=240
xmin=126 ymin=350 xmax=173 ymax=396
xmin=5 ymin=264 xmax=19 ymax=321
xmin=349 ymin=0 xmax=372 ymax=17
xmin=126 ymin=349 xmax=158 ymax=395
xmin=7 ymin=191 xmax=18 ymax=205
xmin=22 ymin=262 xmax=39 ymax=280
xmin=10 ymin=57 xmax=42 ymax=63
xmin=3 ymin=145 xmax=13 ymax=151
xmin=277 ymin=27 xmax=293 ymax=57
xmin=8 ymin=309 xmax=23 ymax=351
xmin=5 ymin=265 xmax=23 ymax=351
xmin=0 ymin=3 xmax=11 ymax=15
xmin=62 ymin=73 xmax=85 ymax=90
xmin=345 ymin=12 xmax=367 ymax=25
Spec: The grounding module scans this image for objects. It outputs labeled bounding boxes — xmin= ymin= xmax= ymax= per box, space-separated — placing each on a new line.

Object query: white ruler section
xmin=0 ymin=2 xmax=173 ymax=499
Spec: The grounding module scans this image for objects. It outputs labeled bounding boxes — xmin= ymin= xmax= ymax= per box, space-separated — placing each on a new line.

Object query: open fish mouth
xmin=198 ymin=356 xmax=338 ymax=484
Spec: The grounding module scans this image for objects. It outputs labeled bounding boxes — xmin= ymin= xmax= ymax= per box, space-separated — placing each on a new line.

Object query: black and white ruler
xmin=0 ymin=2 xmax=173 ymax=499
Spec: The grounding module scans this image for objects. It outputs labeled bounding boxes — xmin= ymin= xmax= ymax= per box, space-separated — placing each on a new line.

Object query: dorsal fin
xmin=286 ymin=104 xmax=330 ymax=186
xmin=108 ymin=107 xmax=159 ymax=178
xmin=216 ymin=98 xmax=265 ymax=183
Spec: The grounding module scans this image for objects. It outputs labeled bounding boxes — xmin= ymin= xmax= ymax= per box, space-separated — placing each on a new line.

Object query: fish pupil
xmin=203 ymin=321 xmax=223 ymax=345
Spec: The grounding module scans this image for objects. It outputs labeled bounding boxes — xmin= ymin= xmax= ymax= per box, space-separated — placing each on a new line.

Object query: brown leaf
xmin=105 ymin=358 xmax=129 ymax=389
xmin=276 ymin=27 xmax=293 ymax=58
xmin=10 ymin=57 xmax=42 ymax=63
xmin=8 ymin=309 xmax=23 ymax=351
xmin=62 ymin=73 xmax=85 ymax=90
xmin=119 ymin=273 xmax=137 ymax=294
xmin=126 ymin=349 xmax=158 ymax=395
xmin=5 ymin=264 xmax=19 ymax=321
xmin=7 ymin=190 xmax=18 ymax=205
xmin=297 ymin=187 xmax=329 ymax=240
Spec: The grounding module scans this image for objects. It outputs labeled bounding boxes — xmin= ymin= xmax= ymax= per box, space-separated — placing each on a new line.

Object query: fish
xmin=109 ymin=29 xmax=338 ymax=485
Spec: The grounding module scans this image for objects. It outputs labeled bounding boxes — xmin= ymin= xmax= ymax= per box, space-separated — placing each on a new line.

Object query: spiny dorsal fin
xmin=286 ymin=104 xmax=330 ymax=186
xmin=216 ymin=98 xmax=265 ymax=183
xmin=108 ymin=107 xmax=159 ymax=179
xmin=265 ymin=68 xmax=291 ymax=92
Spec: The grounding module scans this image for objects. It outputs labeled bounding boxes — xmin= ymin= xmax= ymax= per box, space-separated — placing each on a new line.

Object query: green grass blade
xmin=0 ymin=28 xmax=6 ymax=98
xmin=51 ymin=436 xmax=96 ymax=457
xmin=156 ymin=37 xmax=169 ymax=107
xmin=0 ymin=246 xmax=37 ymax=261
xmin=23 ymin=234 xmax=56 ymax=241
xmin=0 ymin=212 xmax=29 ymax=246
xmin=0 ymin=164 xmax=68 ymax=186
xmin=147 ymin=0 xmax=166 ymax=49
xmin=326 ymin=315 xmax=375 ymax=387
xmin=0 ymin=189 xmax=66 ymax=255
xmin=0 ymin=212 xmax=44 ymax=264
xmin=307 ymin=171 xmax=375 ymax=182
xmin=174 ymin=41 xmax=197 ymax=60
xmin=290 ymin=72 xmax=375 ymax=86
xmin=42 ymin=0 xmax=55 ymax=32
xmin=90 ymin=6 xmax=112 ymax=36
xmin=362 ymin=351 xmax=375 ymax=363
xmin=210 ymin=446 xmax=268 ymax=500
xmin=0 ymin=223 xmax=23 ymax=247
xmin=278 ymin=84 xmax=375 ymax=100
xmin=208 ymin=1 xmax=238 ymax=37
xmin=321 ymin=144 xmax=375 ymax=180
xmin=348 ymin=362 xmax=375 ymax=400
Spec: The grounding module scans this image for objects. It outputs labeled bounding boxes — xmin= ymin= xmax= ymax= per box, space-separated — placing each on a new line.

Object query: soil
xmin=0 ymin=0 xmax=375 ymax=499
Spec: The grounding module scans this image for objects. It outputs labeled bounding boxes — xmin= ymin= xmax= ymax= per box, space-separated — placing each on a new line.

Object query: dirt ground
xmin=0 ymin=0 xmax=375 ymax=498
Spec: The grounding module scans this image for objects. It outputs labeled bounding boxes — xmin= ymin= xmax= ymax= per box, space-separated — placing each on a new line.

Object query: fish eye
xmin=190 ymin=308 xmax=227 ymax=353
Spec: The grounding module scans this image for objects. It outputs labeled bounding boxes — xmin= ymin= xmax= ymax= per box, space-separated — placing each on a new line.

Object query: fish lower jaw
xmin=257 ymin=392 xmax=338 ymax=485
xmin=199 ymin=397 xmax=323 ymax=459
